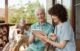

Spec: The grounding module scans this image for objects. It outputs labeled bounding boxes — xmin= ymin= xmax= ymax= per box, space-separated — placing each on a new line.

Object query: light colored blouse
xmin=54 ymin=21 xmax=76 ymax=51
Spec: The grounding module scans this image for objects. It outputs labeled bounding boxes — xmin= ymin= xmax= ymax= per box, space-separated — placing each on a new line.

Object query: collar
xmin=37 ymin=21 xmax=47 ymax=26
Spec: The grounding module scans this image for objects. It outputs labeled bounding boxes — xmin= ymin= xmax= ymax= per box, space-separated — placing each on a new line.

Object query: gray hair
xmin=34 ymin=7 xmax=45 ymax=15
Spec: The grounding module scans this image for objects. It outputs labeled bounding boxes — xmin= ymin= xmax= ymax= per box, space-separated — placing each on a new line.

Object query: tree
xmin=8 ymin=0 xmax=41 ymax=24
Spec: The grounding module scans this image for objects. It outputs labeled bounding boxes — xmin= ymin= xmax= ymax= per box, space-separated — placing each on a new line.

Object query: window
xmin=8 ymin=0 xmax=46 ymax=24
xmin=0 ymin=0 xmax=5 ymax=21
xmin=75 ymin=0 xmax=80 ymax=39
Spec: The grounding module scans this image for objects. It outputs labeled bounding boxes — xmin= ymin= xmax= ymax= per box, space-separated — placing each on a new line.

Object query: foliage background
xmin=8 ymin=0 xmax=41 ymax=24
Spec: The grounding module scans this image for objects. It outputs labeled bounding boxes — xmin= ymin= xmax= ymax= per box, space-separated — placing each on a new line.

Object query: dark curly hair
xmin=48 ymin=4 xmax=68 ymax=22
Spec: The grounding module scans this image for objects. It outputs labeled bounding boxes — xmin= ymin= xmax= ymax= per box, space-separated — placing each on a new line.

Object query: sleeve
xmin=29 ymin=25 xmax=35 ymax=36
xmin=60 ymin=23 xmax=72 ymax=41
xmin=49 ymin=25 xmax=54 ymax=34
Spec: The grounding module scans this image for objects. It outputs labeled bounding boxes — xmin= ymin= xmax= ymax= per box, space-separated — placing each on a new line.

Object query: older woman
xmin=26 ymin=7 xmax=54 ymax=51
xmin=43 ymin=4 xmax=76 ymax=51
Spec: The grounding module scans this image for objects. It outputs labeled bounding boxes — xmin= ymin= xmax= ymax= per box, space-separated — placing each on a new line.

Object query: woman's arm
xmin=48 ymin=40 xmax=67 ymax=48
xmin=29 ymin=34 xmax=35 ymax=44
xmin=38 ymin=34 xmax=66 ymax=48
xmin=32 ymin=31 xmax=48 ymax=44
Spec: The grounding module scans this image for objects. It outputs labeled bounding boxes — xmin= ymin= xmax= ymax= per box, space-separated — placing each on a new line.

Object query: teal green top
xmin=27 ymin=22 xmax=54 ymax=51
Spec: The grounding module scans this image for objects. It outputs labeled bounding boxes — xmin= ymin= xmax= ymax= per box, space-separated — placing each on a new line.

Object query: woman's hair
xmin=48 ymin=4 xmax=68 ymax=22
xmin=34 ymin=7 xmax=45 ymax=15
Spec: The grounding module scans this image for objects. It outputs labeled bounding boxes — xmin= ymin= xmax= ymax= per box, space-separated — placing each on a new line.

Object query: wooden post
xmin=5 ymin=0 xmax=8 ymax=23
xmin=70 ymin=0 xmax=75 ymax=31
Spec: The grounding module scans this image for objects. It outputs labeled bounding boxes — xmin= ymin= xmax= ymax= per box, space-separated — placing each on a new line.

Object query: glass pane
xmin=62 ymin=0 xmax=71 ymax=19
xmin=8 ymin=0 xmax=46 ymax=24
xmin=0 ymin=0 xmax=5 ymax=21
xmin=55 ymin=0 xmax=62 ymax=4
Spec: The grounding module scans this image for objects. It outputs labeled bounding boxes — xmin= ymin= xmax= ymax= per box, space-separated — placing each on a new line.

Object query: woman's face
xmin=51 ymin=15 xmax=60 ymax=24
xmin=36 ymin=10 xmax=45 ymax=23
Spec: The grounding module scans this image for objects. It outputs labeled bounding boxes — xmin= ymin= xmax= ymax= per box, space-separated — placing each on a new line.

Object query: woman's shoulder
xmin=62 ymin=21 xmax=71 ymax=27
xmin=31 ymin=22 xmax=38 ymax=27
xmin=62 ymin=21 xmax=73 ymax=31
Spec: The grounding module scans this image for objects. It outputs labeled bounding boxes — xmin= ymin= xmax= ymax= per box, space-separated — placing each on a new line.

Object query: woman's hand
xmin=49 ymin=33 xmax=57 ymax=41
xmin=40 ymin=35 xmax=50 ymax=45
xmin=32 ymin=31 xmax=50 ymax=44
